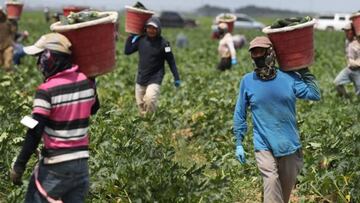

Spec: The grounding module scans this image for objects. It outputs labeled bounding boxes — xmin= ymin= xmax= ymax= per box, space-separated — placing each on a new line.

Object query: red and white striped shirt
xmin=33 ymin=65 xmax=96 ymax=164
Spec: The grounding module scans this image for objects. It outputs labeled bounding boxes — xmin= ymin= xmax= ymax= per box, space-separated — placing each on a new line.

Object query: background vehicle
xmin=233 ymin=13 xmax=265 ymax=30
xmin=212 ymin=13 xmax=264 ymax=30
xmin=159 ymin=11 xmax=197 ymax=28
xmin=314 ymin=13 xmax=351 ymax=31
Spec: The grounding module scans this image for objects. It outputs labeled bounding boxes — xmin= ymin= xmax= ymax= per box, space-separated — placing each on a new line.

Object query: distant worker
xmin=176 ymin=32 xmax=188 ymax=48
xmin=334 ymin=22 xmax=360 ymax=97
xmin=8 ymin=19 xmax=29 ymax=66
xmin=44 ymin=7 xmax=50 ymax=23
xmin=217 ymin=23 xmax=237 ymax=71
xmin=0 ymin=9 xmax=16 ymax=71
xmin=124 ymin=17 xmax=181 ymax=116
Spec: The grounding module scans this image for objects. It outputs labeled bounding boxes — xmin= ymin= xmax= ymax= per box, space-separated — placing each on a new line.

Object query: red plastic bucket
xmin=262 ymin=19 xmax=316 ymax=71
xmin=51 ymin=12 xmax=118 ymax=77
xmin=215 ymin=13 xmax=236 ymax=33
xmin=63 ymin=6 xmax=88 ymax=17
xmin=5 ymin=2 xmax=23 ymax=19
xmin=351 ymin=13 xmax=360 ymax=36
xmin=125 ymin=6 xmax=154 ymax=34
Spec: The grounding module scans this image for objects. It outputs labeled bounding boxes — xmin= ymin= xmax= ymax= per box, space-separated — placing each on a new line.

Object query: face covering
xmin=37 ymin=49 xmax=72 ymax=79
xmin=252 ymin=49 xmax=277 ymax=81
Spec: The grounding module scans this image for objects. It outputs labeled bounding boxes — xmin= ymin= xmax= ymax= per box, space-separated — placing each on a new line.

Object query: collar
xmin=45 ymin=65 xmax=78 ymax=81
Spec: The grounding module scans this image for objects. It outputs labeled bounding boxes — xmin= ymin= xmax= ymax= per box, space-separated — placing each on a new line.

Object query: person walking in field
xmin=0 ymin=9 xmax=16 ymax=71
xmin=334 ymin=22 xmax=360 ymax=97
xmin=10 ymin=33 xmax=99 ymax=203
xmin=216 ymin=22 xmax=237 ymax=71
xmin=233 ymin=36 xmax=321 ymax=203
xmin=124 ymin=17 xmax=181 ymax=116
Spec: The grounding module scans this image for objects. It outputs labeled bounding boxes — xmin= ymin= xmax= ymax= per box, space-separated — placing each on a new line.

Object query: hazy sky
xmin=1 ymin=0 xmax=360 ymax=14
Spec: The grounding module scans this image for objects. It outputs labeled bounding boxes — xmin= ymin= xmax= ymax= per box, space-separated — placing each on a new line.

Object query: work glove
xmin=174 ymin=80 xmax=181 ymax=88
xmin=10 ymin=168 xmax=23 ymax=186
xmin=131 ymin=35 xmax=140 ymax=43
xmin=231 ymin=58 xmax=238 ymax=65
xmin=235 ymin=145 xmax=246 ymax=164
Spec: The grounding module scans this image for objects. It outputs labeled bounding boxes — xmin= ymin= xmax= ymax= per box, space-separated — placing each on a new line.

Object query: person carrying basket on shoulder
xmin=124 ymin=16 xmax=181 ymax=116
xmin=233 ymin=36 xmax=321 ymax=203
xmin=10 ymin=33 xmax=99 ymax=203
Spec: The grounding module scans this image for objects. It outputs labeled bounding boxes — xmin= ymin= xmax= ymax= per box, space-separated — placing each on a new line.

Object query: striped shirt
xmin=33 ymin=65 xmax=96 ymax=164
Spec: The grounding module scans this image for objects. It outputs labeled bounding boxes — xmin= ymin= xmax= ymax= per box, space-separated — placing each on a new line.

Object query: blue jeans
xmin=13 ymin=43 xmax=26 ymax=65
xmin=25 ymin=158 xmax=89 ymax=203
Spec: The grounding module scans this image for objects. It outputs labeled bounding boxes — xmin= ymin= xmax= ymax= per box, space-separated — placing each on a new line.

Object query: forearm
xmin=227 ymin=41 xmax=236 ymax=59
xmin=14 ymin=114 xmax=45 ymax=173
xmin=233 ymin=95 xmax=248 ymax=146
xmin=166 ymin=53 xmax=180 ymax=81
xmin=124 ymin=35 xmax=138 ymax=55
xmin=296 ymin=68 xmax=321 ymax=100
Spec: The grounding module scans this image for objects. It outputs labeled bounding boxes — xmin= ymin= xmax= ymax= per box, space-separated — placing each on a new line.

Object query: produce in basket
xmin=270 ymin=16 xmax=312 ymax=29
xmin=133 ymin=1 xmax=147 ymax=10
xmin=220 ymin=14 xmax=235 ymax=20
xmin=60 ymin=11 xmax=109 ymax=25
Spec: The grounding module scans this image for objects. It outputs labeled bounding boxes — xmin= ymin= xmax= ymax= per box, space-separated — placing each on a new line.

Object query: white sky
xmin=1 ymin=0 xmax=360 ymax=14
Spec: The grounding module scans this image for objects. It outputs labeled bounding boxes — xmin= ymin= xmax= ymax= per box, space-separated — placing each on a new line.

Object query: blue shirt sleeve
xmin=233 ymin=78 xmax=249 ymax=146
xmin=292 ymin=70 xmax=321 ymax=101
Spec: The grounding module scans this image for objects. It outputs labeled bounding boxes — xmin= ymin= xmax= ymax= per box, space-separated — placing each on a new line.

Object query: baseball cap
xmin=248 ymin=36 xmax=272 ymax=51
xmin=23 ymin=33 xmax=72 ymax=55
xmin=146 ymin=21 xmax=158 ymax=28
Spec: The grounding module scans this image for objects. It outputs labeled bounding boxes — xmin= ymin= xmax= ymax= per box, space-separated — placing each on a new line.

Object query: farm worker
xmin=0 ymin=9 xmax=16 ymax=71
xmin=124 ymin=17 xmax=181 ymax=116
xmin=233 ymin=36 xmax=321 ymax=203
xmin=217 ymin=22 xmax=237 ymax=71
xmin=334 ymin=22 xmax=360 ymax=97
xmin=176 ymin=32 xmax=188 ymax=48
xmin=10 ymin=33 xmax=99 ymax=202
xmin=8 ymin=18 xmax=29 ymax=66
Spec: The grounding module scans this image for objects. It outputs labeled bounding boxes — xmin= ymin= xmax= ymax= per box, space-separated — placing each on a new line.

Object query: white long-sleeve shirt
xmin=218 ymin=33 xmax=236 ymax=59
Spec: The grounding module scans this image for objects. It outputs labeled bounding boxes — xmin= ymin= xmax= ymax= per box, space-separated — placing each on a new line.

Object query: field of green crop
xmin=1 ymin=12 xmax=359 ymax=203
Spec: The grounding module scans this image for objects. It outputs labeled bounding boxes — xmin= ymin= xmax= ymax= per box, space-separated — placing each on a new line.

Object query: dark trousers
xmin=25 ymin=158 xmax=89 ymax=203
xmin=217 ymin=57 xmax=231 ymax=71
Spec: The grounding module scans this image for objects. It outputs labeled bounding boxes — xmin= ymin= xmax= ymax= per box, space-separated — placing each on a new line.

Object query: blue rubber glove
xmin=235 ymin=145 xmax=246 ymax=164
xmin=231 ymin=58 xmax=238 ymax=65
xmin=131 ymin=35 xmax=140 ymax=43
xmin=174 ymin=80 xmax=181 ymax=88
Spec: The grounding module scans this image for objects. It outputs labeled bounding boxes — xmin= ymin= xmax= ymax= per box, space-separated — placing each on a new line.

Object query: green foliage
xmin=0 ymin=11 xmax=359 ymax=203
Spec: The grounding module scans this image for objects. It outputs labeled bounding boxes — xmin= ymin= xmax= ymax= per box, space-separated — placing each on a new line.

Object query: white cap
xmin=24 ymin=33 xmax=72 ymax=55
xmin=146 ymin=22 xmax=158 ymax=28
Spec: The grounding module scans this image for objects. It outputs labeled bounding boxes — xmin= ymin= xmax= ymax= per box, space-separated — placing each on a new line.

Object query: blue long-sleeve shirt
xmin=233 ymin=69 xmax=321 ymax=157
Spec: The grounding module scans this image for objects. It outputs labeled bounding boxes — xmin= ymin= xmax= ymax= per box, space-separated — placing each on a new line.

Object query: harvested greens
xmin=60 ymin=11 xmax=109 ymax=25
xmin=270 ymin=16 xmax=312 ymax=29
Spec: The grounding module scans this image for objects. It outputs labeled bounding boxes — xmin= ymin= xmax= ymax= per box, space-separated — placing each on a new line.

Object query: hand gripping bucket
xmin=5 ymin=1 xmax=24 ymax=20
xmin=350 ymin=13 xmax=360 ymax=36
xmin=50 ymin=12 xmax=118 ymax=77
xmin=215 ymin=13 xmax=237 ymax=33
xmin=262 ymin=19 xmax=316 ymax=71
xmin=125 ymin=6 xmax=154 ymax=34
xmin=63 ymin=6 xmax=89 ymax=17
